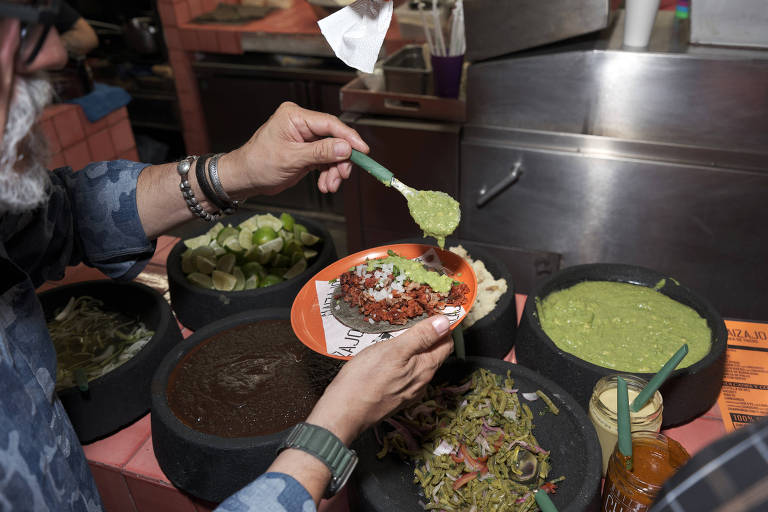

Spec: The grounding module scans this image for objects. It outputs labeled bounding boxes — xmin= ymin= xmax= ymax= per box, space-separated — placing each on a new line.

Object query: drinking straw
xmin=631 ymin=344 xmax=688 ymax=412
xmin=534 ymin=489 xmax=559 ymax=512
xmin=452 ymin=325 xmax=465 ymax=360
xmin=417 ymin=2 xmax=435 ymax=56
xmin=431 ymin=0 xmax=446 ymax=56
xmin=617 ymin=376 xmax=633 ymax=470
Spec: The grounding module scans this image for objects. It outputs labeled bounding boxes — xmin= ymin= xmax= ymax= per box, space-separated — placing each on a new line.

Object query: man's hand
xmin=306 ymin=315 xmax=454 ymax=445
xmin=223 ymin=101 xmax=369 ymax=197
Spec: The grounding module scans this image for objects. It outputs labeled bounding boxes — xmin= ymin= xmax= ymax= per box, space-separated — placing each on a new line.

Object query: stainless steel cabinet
xmin=461 ymin=132 xmax=768 ymax=319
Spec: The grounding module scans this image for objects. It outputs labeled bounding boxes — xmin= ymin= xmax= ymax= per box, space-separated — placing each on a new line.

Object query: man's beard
xmin=0 ymin=76 xmax=53 ymax=214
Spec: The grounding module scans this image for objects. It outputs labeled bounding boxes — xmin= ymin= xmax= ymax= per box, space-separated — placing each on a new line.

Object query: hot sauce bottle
xmin=601 ymin=431 xmax=690 ymax=512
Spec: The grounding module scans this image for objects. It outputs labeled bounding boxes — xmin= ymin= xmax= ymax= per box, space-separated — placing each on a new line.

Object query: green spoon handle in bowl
xmin=350 ymin=150 xmax=394 ymax=186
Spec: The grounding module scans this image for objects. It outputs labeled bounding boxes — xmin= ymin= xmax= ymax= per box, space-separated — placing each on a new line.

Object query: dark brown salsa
xmin=167 ymin=320 xmax=341 ymax=438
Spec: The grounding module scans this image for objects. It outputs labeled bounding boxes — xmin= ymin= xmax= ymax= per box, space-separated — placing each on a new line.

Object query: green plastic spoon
xmin=631 ymin=344 xmax=689 ymax=412
xmin=350 ymin=149 xmax=415 ymax=198
xmin=617 ymin=376 xmax=633 ymax=471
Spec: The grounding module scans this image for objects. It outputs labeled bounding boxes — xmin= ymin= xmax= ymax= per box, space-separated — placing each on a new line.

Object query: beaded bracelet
xmin=177 ymin=156 xmax=219 ymax=222
xmin=207 ymin=153 xmax=239 ymax=215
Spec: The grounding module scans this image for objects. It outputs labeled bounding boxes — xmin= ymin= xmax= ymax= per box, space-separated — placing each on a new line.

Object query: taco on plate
xmin=331 ymin=250 xmax=470 ymax=333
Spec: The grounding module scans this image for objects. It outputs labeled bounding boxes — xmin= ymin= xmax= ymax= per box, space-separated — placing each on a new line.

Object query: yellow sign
xmin=718 ymin=319 xmax=768 ymax=432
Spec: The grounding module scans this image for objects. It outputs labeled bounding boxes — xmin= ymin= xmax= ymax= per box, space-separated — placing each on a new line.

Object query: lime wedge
xmin=208 ymin=241 xmax=226 ymax=256
xmin=191 ymin=246 xmax=215 ymax=259
xmin=259 ymin=237 xmax=284 ymax=255
xmin=283 ymin=258 xmax=307 ymax=280
xmin=212 ymin=270 xmax=237 ymax=291
xmin=244 ymin=274 xmax=259 ymax=290
xmin=238 ymin=228 xmax=253 ymax=251
xmin=260 ymin=274 xmax=284 ymax=287
xmin=280 ymin=212 xmax=295 ymax=232
xmin=242 ymin=261 xmax=265 ymax=279
xmin=224 ymin=238 xmax=243 ymax=254
xmin=290 ymin=251 xmax=304 ymax=265
xmin=272 ymin=253 xmax=290 ymax=267
xmin=303 ymin=249 xmax=318 ymax=260
xmin=232 ymin=267 xmax=245 ymax=291
xmin=299 ymin=232 xmax=321 ymax=246
xmin=279 ymin=230 xmax=295 ymax=243
xmin=187 ymin=272 xmax=213 ymax=289
xmin=181 ymin=251 xmax=196 ymax=274
xmin=293 ymin=224 xmax=308 ymax=239
xmin=216 ymin=253 xmax=236 ymax=274
xmin=238 ymin=215 xmax=259 ymax=232
xmin=208 ymin=222 xmax=224 ymax=238
xmin=216 ymin=226 xmax=239 ymax=246
xmin=196 ymin=255 xmax=217 ymax=274
xmin=256 ymin=214 xmax=283 ymax=231
xmin=256 ymin=246 xmax=273 ymax=265
xmin=253 ymin=226 xmax=278 ymax=246
xmin=183 ymin=232 xmax=211 ymax=249
xmin=280 ymin=240 xmax=300 ymax=255
xmin=243 ymin=246 xmax=260 ymax=262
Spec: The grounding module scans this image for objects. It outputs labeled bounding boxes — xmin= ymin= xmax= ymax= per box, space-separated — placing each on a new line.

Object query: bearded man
xmin=0 ymin=2 xmax=455 ymax=511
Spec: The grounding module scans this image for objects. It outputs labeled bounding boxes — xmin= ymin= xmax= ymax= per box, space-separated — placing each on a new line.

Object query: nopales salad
xmin=376 ymin=368 xmax=564 ymax=511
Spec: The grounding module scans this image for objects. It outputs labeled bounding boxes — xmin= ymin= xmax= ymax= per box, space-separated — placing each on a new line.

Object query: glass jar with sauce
xmin=601 ymin=431 xmax=690 ymax=512
xmin=589 ymin=374 xmax=663 ymax=475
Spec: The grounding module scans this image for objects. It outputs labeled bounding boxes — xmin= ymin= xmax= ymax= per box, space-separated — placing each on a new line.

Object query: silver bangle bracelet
xmin=177 ymin=155 xmax=220 ymax=222
xmin=207 ymin=153 xmax=239 ymax=215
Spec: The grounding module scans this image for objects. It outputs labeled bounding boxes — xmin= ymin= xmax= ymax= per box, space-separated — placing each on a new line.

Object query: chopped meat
xmin=335 ymin=269 xmax=469 ymax=326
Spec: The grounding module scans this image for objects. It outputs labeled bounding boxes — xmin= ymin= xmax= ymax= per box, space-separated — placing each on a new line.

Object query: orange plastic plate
xmin=291 ymin=244 xmax=477 ymax=360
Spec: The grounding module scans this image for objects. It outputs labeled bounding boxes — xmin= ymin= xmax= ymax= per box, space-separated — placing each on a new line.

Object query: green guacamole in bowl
xmin=536 ymin=281 xmax=711 ymax=373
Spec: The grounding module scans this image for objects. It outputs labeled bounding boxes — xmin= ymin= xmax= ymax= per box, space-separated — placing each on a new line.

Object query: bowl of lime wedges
xmin=167 ymin=211 xmax=337 ymax=331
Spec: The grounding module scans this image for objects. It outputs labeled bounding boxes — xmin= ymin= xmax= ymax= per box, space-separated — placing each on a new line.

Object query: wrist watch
xmin=278 ymin=422 xmax=358 ymax=497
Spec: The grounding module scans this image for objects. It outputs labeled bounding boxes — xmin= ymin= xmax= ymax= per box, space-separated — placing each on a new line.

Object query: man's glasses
xmin=0 ymin=0 xmax=60 ymax=65
xmin=18 ymin=22 xmax=52 ymax=64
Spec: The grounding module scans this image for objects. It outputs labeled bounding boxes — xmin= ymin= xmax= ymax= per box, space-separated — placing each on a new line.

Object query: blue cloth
xmin=65 ymin=83 xmax=131 ymax=123
xmin=0 ymin=160 xmax=316 ymax=511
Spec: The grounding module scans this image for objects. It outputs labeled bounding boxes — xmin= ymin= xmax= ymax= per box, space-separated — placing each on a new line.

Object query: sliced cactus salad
xmin=180 ymin=213 xmax=321 ymax=291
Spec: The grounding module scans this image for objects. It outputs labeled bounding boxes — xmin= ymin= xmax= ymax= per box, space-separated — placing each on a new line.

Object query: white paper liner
xmin=314 ymin=248 xmax=466 ymax=357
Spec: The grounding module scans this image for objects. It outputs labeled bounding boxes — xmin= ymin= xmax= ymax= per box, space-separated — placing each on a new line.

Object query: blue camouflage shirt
xmin=0 ymin=161 xmax=313 ymax=512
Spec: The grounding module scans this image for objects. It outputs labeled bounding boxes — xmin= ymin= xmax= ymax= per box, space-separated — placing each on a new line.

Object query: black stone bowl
xmin=391 ymin=237 xmax=517 ymax=359
xmin=151 ymin=308 xmax=341 ymax=503
xmin=167 ymin=211 xmax=337 ymax=331
xmin=38 ymin=280 xmax=182 ymax=444
xmin=350 ymin=357 xmax=602 ymax=512
xmin=515 ymin=263 xmax=727 ymax=428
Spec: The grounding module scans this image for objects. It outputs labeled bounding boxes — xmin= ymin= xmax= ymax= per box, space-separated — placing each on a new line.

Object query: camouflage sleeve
xmin=3 ymin=160 xmax=154 ymax=287
xmin=215 ymin=473 xmax=316 ymax=512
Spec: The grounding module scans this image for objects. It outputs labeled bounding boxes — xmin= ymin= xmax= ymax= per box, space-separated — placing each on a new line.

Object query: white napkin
xmin=317 ymin=0 xmax=394 ymax=74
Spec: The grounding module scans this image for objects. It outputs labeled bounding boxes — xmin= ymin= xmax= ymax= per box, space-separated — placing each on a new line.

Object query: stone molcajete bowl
xmin=38 ymin=280 xmax=182 ymax=443
xmin=167 ymin=210 xmax=337 ymax=331
xmin=351 ymin=356 xmax=603 ymax=512
xmin=515 ymin=263 xmax=727 ymax=428
xmin=151 ymin=308 xmax=342 ymax=503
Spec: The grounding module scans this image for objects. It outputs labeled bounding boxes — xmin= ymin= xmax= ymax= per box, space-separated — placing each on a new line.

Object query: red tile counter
xmin=39 ymin=104 xmax=139 ymax=171
xmin=39 ymin=239 xmax=727 ymax=511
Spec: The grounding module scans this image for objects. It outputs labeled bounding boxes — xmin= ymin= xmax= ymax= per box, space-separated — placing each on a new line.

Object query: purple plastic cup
xmin=430 ymin=54 xmax=463 ymax=98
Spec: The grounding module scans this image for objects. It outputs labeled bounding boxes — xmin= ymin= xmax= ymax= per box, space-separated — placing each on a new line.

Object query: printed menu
xmin=717 ymin=319 xmax=768 ymax=432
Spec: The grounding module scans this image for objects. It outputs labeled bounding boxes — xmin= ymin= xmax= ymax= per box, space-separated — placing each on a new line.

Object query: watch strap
xmin=278 ymin=422 xmax=358 ymax=496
